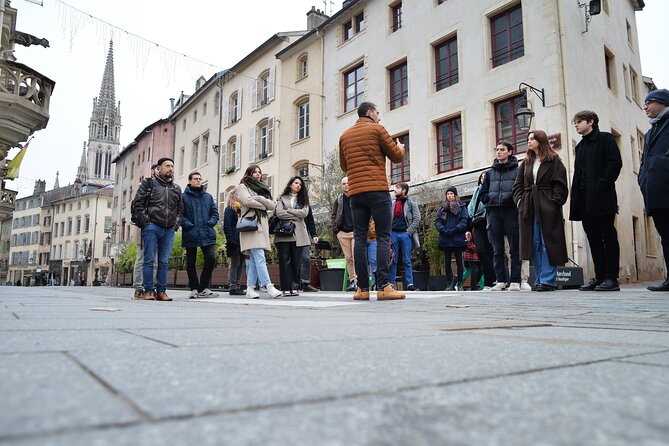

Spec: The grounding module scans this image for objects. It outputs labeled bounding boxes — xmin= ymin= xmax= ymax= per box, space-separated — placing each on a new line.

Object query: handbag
xmin=472 ymin=210 xmax=487 ymax=227
xmin=236 ymin=210 xmax=258 ymax=232
xmin=273 ymin=219 xmax=295 ymax=237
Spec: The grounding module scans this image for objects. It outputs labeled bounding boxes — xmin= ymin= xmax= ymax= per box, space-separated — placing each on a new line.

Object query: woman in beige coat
xmin=236 ymin=165 xmax=281 ymax=299
xmin=274 ymin=176 xmax=310 ymax=296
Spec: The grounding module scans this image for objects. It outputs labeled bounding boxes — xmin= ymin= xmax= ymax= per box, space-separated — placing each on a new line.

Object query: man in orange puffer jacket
xmin=339 ymin=102 xmax=405 ymax=301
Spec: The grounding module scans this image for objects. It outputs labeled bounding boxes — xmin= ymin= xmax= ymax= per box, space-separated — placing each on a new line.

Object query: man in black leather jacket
xmin=131 ymin=157 xmax=183 ymax=301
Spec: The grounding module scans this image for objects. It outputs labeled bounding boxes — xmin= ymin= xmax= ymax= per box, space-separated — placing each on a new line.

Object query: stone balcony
xmin=0 ymin=186 xmax=16 ymax=221
xmin=0 ymin=59 xmax=55 ymax=163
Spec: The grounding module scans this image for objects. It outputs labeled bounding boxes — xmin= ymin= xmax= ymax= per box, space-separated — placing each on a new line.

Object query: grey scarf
xmin=649 ymin=106 xmax=669 ymax=125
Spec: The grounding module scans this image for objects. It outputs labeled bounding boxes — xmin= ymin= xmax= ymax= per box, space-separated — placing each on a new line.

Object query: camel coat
xmin=274 ymin=195 xmax=310 ymax=247
xmin=236 ymin=183 xmax=275 ymax=252
xmin=512 ymin=157 xmax=569 ymax=265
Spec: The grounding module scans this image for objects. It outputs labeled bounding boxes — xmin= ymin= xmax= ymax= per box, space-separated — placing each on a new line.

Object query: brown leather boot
xmin=155 ymin=292 xmax=172 ymax=301
xmin=143 ymin=291 xmax=156 ymax=300
xmin=377 ymin=284 xmax=405 ymax=301
xmin=353 ymin=288 xmax=370 ymax=300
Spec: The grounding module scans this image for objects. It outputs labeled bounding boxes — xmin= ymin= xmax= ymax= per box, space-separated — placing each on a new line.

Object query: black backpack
xmin=130 ymin=178 xmax=154 ymax=226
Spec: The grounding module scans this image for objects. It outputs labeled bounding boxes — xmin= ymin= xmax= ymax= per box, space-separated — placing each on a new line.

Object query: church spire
xmin=77 ymin=141 xmax=88 ymax=184
xmin=86 ymin=40 xmax=121 ymax=186
xmin=53 ymin=171 xmax=60 ymax=189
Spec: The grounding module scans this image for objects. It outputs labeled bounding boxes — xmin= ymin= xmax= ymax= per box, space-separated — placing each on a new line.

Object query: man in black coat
xmin=569 ymin=111 xmax=623 ymax=291
xmin=639 ymin=89 xmax=669 ymax=291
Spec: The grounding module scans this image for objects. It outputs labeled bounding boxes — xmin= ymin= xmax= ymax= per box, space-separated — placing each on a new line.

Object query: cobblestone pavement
xmin=1 ymin=284 xmax=668 ymax=445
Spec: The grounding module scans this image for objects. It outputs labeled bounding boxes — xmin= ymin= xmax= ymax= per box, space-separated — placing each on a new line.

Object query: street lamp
xmin=514 ymin=83 xmax=546 ymax=133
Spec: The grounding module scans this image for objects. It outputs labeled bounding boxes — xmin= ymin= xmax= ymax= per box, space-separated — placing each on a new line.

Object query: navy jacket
xmin=435 ymin=201 xmax=469 ymax=248
xmin=481 ymin=156 xmax=519 ymax=207
xmin=181 ymin=185 xmax=219 ymax=248
xmin=639 ymin=113 xmax=669 ymax=213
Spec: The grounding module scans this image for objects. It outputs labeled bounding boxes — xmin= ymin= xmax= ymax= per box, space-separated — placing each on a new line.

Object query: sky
xmin=6 ymin=0 xmax=669 ymax=198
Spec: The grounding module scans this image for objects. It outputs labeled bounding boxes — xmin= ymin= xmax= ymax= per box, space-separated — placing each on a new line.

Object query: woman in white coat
xmin=274 ymin=176 xmax=310 ymax=296
xmin=236 ymin=164 xmax=282 ymax=299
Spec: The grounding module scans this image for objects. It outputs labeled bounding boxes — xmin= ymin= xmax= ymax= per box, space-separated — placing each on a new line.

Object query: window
xmin=76 ymin=217 xmax=81 ymax=234
xmin=214 ymin=92 xmax=220 ymax=115
xmin=77 ymin=201 xmax=81 ymax=210
xmin=355 ymin=13 xmax=364 ymax=33
xmin=491 ymin=5 xmax=524 ymax=67
xmin=344 ymin=64 xmax=365 ymax=113
xmin=203 ymin=101 xmax=207 ymax=116
xmin=435 ymin=37 xmax=458 ymax=91
xmin=260 ymin=71 xmax=270 ymax=105
xmin=390 ymin=134 xmax=410 ymax=184
xmin=84 ymin=215 xmax=90 ymax=233
xmin=192 ymin=139 xmax=199 ymax=169
xmin=389 ymin=62 xmax=408 ymax=110
xmin=298 ymin=55 xmax=308 ymax=79
xmin=182 ymin=119 xmax=186 ymax=131
xmin=259 ymin=122 xmax=270 ymax=159
xmin=630 ymin=67 xmax=639 ymax=103
xmin=298 ymin=100 xmax=310 ymax=139
xmin=637 ymin=129 xmax=645 ymax=173
xmin=252 ymin=69 xmax=274 ymax=110
xmin=626 ymin=20 xmax=633 ymax=47
xmin=226 ymin=136 xmax=239 ymax=172
xmin=436 ymin=117 xmax=463 ymax=173
xmin=67 ymin=218 xmax=72 ymax=236
xmin=229 ymin=91 xmax=240 ymax=124
xmin=343 ymin=21 xmax=353 ymax=41
xmin=193 ymin=109 xmax=198 ymax=123
xmin=495 ymin=95 xmax=527 ymax=153
xmin=623 ymin=65 xmax=630 ymax=98
xmin=391 ymin=3 xmax=402 ymax=32
xmin=604 ymin=48 xmax=616 ymax=91
xmin=202 ymin=133 xmax=209 ymax=165
xmin=249 ymin=118 xmax=274 ymax=162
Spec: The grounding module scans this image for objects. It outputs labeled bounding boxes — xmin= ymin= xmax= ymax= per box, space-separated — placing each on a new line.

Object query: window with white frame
xmin=192 ymin=139 xmax=199 ymax=169
xmin=225 ymin=135 xmax=241 ymax=173
xmin=298 ymin=54 xmax=308 ymax=79
xmin=251 ymin=68 xmax=275 ymax=110
xmin=297 ymin=99 xmax=310 ymax=140
xmin=248 ymin=118 xmax=274 ymax=162
xmin=344 ymin=63 xmax=364 ymax=113
xmin=202 ymin=133 xmax=209 ymax=165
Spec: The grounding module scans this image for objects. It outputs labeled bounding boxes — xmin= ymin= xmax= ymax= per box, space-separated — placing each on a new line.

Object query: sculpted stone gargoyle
xmin=10 ymin=30 xmax=50 ymax=48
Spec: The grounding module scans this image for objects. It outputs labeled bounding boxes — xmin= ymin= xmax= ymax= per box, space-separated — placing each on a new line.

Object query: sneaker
xmin=155 ymin=292 xmax=173 ymax=301
xmin=377 ymin=284 xmax=406 ymax=301
xmin=490 ymin=282 xmax=507 ymax=291
xmin=346 ymin=280 xmax=358 ymax=292
xmin=520 ymin=282 xmax=532 ymax=291
xmin=482 ymin=286 xmax=493 ymax=291
xmin=406 ymin=284 xmax=418 ymax=291
xmin=453 ymin=281 xmax=463 ymax=292
xmin=265 ymin=283 xmax=282 ymax=299
xmin=353 ymin=288 xmax=370 ymax=300
xmin=229 ymin=288 xmax=245 ymax=296
xmin=198 ymin=288 xmax=219 ymax=298
xmin=188 ymin=289 xmax=199 ymax=299
xmin=246 ymin=287 xmax=260 ymax=299
xmin=132 ymin=289 xmax=145 ymax=300
xmin=508 ymin=282 xmax=521 ymax=292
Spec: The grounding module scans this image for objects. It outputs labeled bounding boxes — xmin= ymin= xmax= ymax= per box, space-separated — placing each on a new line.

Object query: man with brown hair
xmin=570 ymin=110 xmax=622 ymax=291
xmin=339 ymin=102 xmax=405 ymax=301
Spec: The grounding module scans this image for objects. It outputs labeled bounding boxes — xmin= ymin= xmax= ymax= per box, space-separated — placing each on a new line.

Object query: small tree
xmin=115 ymin=242 xmax=137 ymax=274
xmin=409 ymin=179 xmax=450 ymax=276
xmin=310 ymin=149 xmax=344 ymax=258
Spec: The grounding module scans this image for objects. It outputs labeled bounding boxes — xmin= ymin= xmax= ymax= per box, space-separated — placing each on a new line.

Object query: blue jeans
xmin=389 ymin=231 xmax=414 ymax=286
xmin=142 ymin=224 xmax=175 ymax=293
xmin=245 ymin=248 xmax=271 ymax=288
xmin=532 ymin=214 xmax=557 ymax=286
xmin=351 ymin=191 xmax=392 ymax=289
xmin=367 ymin=240 xmax=377 ymax=287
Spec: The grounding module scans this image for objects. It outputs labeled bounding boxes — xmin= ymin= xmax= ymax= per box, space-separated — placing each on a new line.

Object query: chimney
xmin=169 ymin=98 xmax=175 ymax=113
xmin=33 ymin=179 xmax=46 ymax=196
xmin=307 ymin=5 xmax=329 ymax=31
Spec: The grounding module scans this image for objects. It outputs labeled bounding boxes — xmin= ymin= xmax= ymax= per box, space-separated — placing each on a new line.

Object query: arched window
xmin=298 ymin=54 xmax=308 ymax=79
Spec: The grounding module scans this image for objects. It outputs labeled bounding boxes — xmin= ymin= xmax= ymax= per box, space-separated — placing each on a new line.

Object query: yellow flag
xmin=5 ymin=138 xmax=32 ymax=180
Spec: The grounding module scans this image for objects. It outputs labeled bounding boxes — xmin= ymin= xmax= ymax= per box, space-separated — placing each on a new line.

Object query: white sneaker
xmin=265 ymin=283 xmax=282 ymax=299
xmin=246 ymin=287 xmax=260 ymax=299
xmin=198 ymin=288 xmax=219 ymax=298
xmin=189 ymin=289 xmax=199 ymax=299
xmin=508 ymin=282 xmax=521 ymax=292
xmin=520 ymin=282 xmax=532 ymax=291
xmin=482 ymin=286 xmax=493 ymax=291
xmin=490 ymin=282 xmax=507 ymax=291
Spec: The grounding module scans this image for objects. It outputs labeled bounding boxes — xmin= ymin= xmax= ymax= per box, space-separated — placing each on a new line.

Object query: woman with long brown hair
xmin=512 ymin=130 xmax=569 ymax=291
xmin=236 ymin=164 xmax=282 ymax=298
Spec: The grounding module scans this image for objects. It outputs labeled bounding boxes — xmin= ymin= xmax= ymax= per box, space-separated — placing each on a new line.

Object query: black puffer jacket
xmin=131 ymin=176 xmax=183 ymax=229
xmin=481 ymin=155 xmax=519 ymax=207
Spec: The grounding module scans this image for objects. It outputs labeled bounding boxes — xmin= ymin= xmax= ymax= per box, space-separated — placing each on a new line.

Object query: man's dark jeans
xmin=351 ymin=191 xmax=392 ymax=290
xmin=651 ymin=210 xmax=669 ymax=277
xmin=186 ymin=244 xmax=216 ymax=292
xmin=582 ymin=214 xmax=620 ymax=281
xmin=486 ymin=206 xmax=521 ymax=283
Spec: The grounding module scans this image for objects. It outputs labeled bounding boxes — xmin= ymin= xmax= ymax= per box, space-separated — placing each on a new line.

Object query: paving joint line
xmin=62 ymin=351 xmax=153 ymax=422
xmin=11 ymin=312 xmax=19 ymax=319
xmin=117 ymin=329 xmax=179 ymax=348
xmin=611 ymin=359 xmax=669 ymax=368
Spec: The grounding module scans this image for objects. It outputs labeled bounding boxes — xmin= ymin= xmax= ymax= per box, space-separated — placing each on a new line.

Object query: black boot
xmin=648 ymin=278 xmax=669 ymax=292
xmin=445 ymin=278 xmax=455 ymax=291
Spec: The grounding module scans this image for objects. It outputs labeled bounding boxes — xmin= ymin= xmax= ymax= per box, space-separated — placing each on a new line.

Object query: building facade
xmin=7 ymin=180 xmax=45 ymax=285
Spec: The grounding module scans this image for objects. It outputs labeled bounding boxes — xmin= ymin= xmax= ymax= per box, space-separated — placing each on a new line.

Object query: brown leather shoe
xmin=143 ymin=291 xmax=156 ymax=300
xmin=377 ymin=284 xmax=405 ymax=301
xmin=353 ymin=288 xmax=370 ymax=300
xmin=132 ymin=289 xmax=145 ymax=300
xmin=155 ymin=292 xmax=172 ymax=301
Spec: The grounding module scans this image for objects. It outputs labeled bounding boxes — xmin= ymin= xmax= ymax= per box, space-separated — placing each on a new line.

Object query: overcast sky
xmin=8 ymin=0 xmax=669 ymax=198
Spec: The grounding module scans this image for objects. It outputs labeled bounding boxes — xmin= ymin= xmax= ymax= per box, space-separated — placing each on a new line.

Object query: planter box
xmin=428 ymin=275 xmax=449 ymax=291
xmin=413 ymin=271 xmax=429 ymax=291
xmin=319 ymin=268 xmax=345 ymax=291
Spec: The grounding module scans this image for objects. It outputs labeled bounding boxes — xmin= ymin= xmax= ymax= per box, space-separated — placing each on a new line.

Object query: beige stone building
xmin=310 ymin=0 xmax=659 ymax=282
xmin=7 ymin=180 xmax=44 ymax=285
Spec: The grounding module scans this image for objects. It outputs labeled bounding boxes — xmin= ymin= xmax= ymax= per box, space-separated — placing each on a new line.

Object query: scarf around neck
xmin=242 ymin=177 xmax=272 ymax=199
xmin=443 ymin=200 xmax=461 ymax=217
xmin=650 ymin=106 xmax=669 ymax=126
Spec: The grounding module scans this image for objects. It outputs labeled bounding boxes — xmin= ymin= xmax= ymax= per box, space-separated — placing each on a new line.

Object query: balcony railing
xmin=0 ymin=60 xmax=54 ymax=111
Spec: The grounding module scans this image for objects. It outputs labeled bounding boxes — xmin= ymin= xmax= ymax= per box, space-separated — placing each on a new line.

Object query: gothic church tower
xmin=86 ymin=41 xmax=121 ymax=186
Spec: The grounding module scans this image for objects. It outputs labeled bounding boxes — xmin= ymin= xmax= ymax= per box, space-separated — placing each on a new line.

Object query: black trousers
xmin=186 ymin=245 xmax=216 ymax=292
xmin=441 ymin=246 xmax=465 ymax=282
xmin=651 ymin=210 xmax=669 ymax=277
xmin=276 ymin=241 xmax=302 ymax=291
xmin=582 ymin=214 xmax=620 ymax=281
xmin=472 ymin=226 xmax=495 ymax=287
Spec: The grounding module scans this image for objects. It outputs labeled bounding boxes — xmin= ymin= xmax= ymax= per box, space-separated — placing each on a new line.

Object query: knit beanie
xmin=446 ymin=186 xmax=458 ymax=196
xmin=645 ymin=89 xmax=669 ymax=106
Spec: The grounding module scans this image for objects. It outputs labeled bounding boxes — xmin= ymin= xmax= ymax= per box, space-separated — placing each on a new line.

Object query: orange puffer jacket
xmin=339 ymin=117 xmax=405 ymax=196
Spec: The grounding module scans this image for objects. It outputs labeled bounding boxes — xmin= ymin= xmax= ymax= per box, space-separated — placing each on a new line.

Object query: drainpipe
xmin=215 ymin=77 xmax=223 ymax=208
